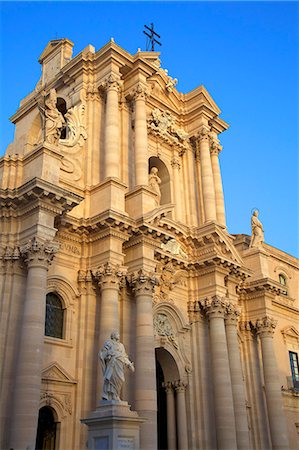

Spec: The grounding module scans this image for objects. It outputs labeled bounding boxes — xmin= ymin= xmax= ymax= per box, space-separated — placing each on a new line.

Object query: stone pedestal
xmin=81 ymin=401 xmax=144 ymax=450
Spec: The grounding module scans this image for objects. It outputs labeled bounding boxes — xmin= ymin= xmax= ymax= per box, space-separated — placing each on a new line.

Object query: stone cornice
xmin=238 ymin=277 xmax=288 ymax=297
xmin=0 ymin=177 xmax=83 ymax=214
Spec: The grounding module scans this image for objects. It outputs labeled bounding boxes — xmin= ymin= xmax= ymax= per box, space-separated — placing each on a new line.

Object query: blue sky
xmin=0 ymin=1 xmax=298 ymax=257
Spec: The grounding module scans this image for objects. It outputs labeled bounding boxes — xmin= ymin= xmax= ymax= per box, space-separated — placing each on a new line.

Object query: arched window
xmin=45 ymin=293 xmax=64 ymax=339
xmin=279 ymin=273 xmax=287 ymax=286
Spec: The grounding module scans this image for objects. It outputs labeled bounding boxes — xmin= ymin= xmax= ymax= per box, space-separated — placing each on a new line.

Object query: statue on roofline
xmin=249 ymin=209 xmax=264 ymax=249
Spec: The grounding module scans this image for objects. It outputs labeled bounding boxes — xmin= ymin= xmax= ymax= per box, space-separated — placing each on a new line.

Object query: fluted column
xmin=9 ymin=238 xmax=58 ymax=450
xmin=255 ymin=317 xmax=289 ymax=450
xmin=225 ymin=305 xmax=251 ymax=450
xmin=163 ymin=381 xmax=177 ymax=450
xmin=104 ymin=74 xmax=121 ymax=179
xmin=210 ymin=139 xmax=226 ymax=227
xmin=131 ymin=269 xmax=158 ymax=450
xmin=134 ymin=83 xmax=149 ymax=186
xmin=171 ymin=156 xmax=183 ymax=222
xmin=175 ymin=380 xmax=189 ymax=450
xmin=203 ymin=296 xmax=237 ymax=450
xmin=197 ymin=127 xmax=217 ymax=222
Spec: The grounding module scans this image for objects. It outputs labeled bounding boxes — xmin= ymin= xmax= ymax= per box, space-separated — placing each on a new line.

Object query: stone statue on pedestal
xmin=250 ymin=209 xmax=264 ymax=249
xmin=148 ymin=167 xmax=161 ymax=205
xmin=99 ymin=331 xmax=134 ymax=401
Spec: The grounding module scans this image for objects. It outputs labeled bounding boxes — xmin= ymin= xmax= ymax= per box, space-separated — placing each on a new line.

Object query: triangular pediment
xmin=281 ymin=326 xmax=299 ymax=341
xmin=42 ymin=362 xmax=77 ymax=384
xmin=148 ymin=72 xmax=182 ymax=111
xmin=185 ymin=85 xmax=221 ymax=115
xmin=38 ymin=38 xmax=74 ymax=63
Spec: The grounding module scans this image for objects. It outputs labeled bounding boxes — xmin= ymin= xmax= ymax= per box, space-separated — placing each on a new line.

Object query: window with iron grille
xmin=45 ymin=293 xmax=64 ymax=339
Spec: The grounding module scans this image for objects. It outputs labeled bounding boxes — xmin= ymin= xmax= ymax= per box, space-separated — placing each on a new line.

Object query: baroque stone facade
xmin=0 ymin=38 xmax=298 ymax=450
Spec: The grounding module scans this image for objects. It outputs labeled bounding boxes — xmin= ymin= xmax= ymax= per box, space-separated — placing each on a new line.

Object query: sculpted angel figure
xmin=44 ymin=89 xmax=65 ymax=145
xmin=149 ymin=167 xmax=162 ymax=205
xmin=99 ymin=331 xmax=134 ymax=401
xmin=249 ymin=210 xmax=264 ymax=249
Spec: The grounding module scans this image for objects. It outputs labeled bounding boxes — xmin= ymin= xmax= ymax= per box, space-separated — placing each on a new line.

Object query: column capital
xmin=102 ymin=73 xmax=121 ymax=92
xmin=171 ymin=156 xmax=181 ymax=169
xmin=196 ymin=126 xmax=212 ymax=142
xmin=20 ymin=237 xmax=58 ymax=269
xmin=210 ymin=139 xmax=223 ymax=156
xmin=132 ymin=82 xmax=149 ymax=100
xmin=225 ymin=303 xmax=241 ymax=326
xmin=255 ymin=316 xmax=277 ymax=337
xmin=174 ymin=379 xmax=187 ymax=393
xmin=201 ymin=295 xmax=228 ymax=319
xmin=162 ymin=381 xmax=174 ymax=394
xmin=130 ymin=269 xmax=159 ymax=296
xmin=93 ymin=262 xmax=126 ymax=289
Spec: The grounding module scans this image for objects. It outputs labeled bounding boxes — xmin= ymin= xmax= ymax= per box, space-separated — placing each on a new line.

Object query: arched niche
xmin=56 ymin=97 xmax=67 ymax=139
xmin=149 ymin=156 xmax=171 ymax=205
xmin=26 ymin=113 xmax=43 ymax=150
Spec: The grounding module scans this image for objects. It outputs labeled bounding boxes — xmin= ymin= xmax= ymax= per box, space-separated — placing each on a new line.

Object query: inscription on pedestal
xmin=118 ymin=437 xmax=134 ymax=449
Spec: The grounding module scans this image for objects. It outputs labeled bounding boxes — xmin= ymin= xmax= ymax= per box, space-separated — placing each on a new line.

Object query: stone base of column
xmin=89 ymin=178 xmax=128 ymax=216
xmin=81 ymin=400 xmax=145 ymax=450
xmin=125 ymin=186 xmax=159 ymax=217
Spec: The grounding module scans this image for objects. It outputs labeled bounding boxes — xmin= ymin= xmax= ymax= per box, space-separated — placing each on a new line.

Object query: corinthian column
xmin=225 ymin=305 xmax=251 ymax=450
xmin=131 ymin=269 xmax=158 ymax=450
xmin=104 ymin=74 xmax=121 ymax=179
xmin=197 ymin=127 xmax=217 ymax=222
xmin=174 ymin=380 xmax=189 ymax=450
xmin=94 ymin=262 xmax=125 ymax=346
xmin=9 ymin=238 xmax=58 ymax=450
xmin=210 ymin=139 xmax=226 ymax=227
xmin=255 ymin=317 xmax=289 ymax=450
xmin=134 ymin=83 xmax=149 ymax=186
xmin=203 ymin=296 xmax=237 ymax=450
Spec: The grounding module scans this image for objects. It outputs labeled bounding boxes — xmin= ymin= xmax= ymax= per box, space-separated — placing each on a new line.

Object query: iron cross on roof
xmin=143 ymin=23 xmax=162 ymax=51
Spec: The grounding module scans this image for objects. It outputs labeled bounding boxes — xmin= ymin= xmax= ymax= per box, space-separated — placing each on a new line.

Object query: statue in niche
xmin=148 ymin=167 xmax=161 ymax=205
xmin=99 ymin=331 xmax=134 ymax=401
xmin=249 ymin=209 xmax=264 ymax=249
xmin=44 ymin=89 xmax=65 ymax=145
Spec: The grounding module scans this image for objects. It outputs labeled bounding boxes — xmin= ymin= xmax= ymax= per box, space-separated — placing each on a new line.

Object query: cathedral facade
xmin=0 ymin=38 xmax=298 ymax=450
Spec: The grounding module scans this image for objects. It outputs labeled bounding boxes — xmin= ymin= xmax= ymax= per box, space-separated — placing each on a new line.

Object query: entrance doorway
xmin=35 ymin=406 xmax=57 ymax=450
xmin=155 ymin=347 xmax=180 ymax=450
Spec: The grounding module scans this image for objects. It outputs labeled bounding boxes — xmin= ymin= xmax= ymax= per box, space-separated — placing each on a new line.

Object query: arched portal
xmin=35 ymin=406 xmax=57 ymax=450
xmin=155 ymin=347 xmax=180 ymax=450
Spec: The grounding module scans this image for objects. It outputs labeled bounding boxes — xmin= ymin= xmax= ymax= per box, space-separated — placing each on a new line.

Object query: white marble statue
xmin=249 ymin=209 xmax=264 ymax=249
xmin=99 ymin=331 xmax=134 ymax=401
xmin=148 ymin=167 xmax=162 ymax=205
